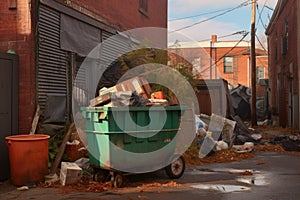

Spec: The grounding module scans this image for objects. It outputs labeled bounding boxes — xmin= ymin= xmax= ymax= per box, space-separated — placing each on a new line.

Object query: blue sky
xmin=168 ymin=0 xmax=278 ymax=47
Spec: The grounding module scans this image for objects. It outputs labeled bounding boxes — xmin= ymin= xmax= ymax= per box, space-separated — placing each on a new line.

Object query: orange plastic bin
xmin=5 ymin=134 xmax=50 ymax=186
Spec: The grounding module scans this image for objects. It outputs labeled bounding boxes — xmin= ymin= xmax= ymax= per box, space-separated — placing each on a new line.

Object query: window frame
xmin=256 ymin=66 xmax=265 ymax=80
xmin=223 ymin=56 xmax=233 ymax=73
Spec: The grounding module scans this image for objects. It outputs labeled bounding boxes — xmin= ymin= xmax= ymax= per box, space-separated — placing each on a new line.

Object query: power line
xmin=265 ymin=5 xmax=274 ymax=11
xmin=169 ymin=0 xmax=250 ymax=34
xmin=256 ymin=0 xmax=268 ymax=29
xmin=197 ymin=30 xmax=248 ymax=42
xmin=169 ymin=7 xmax=237 ymax=22
xmin=199 ymin=32 xmax=250 ymax=74
xmin=255 ymin=34 xmax=268 ymax=52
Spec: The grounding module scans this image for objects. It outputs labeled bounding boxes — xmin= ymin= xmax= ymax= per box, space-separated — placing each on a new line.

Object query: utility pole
xmin=251 ymin=0 xmax=257 ymax=126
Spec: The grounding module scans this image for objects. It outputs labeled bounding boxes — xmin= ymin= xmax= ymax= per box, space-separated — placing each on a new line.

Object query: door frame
xmin=0 ymin=52 xmax=18 ymax=133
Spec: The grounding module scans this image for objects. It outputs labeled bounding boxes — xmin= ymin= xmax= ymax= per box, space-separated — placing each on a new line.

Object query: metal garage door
xmin=37 ymin=5 xmax=68 ymax=110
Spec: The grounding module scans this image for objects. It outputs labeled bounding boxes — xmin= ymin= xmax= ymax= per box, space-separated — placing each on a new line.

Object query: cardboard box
xmin=89 ymin=92 xmax=112 ymax=107
xmin=98 ymin=77 xmax=151 ymax=100
xmin=60 ymin=162 xmax=82 ymax=186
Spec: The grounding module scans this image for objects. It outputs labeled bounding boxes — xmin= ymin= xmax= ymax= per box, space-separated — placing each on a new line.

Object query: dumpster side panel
xmin=83 ymin=106 xmax=186 ymax=171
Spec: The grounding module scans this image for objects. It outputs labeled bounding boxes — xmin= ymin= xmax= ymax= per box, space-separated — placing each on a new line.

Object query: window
xmin=8 ymin=0 xmax=17 ymax=9
xmin=139 ymin=0 xmax=148 ymax=16
xmin=257 ymin=66 xmax=265 ymax=80
xmin=224 ymin=56 xmax=233 ymax=73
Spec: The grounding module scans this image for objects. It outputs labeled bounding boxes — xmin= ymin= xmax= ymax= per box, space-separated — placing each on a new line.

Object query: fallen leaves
xmin=38 ymin=180 xmax=112 ymax=193
xmin=184 ymin=148 xmax=255 ymax=167
xmin=138 ymin=181 xmax=181 ymax=188
xmin=254 ymin=144 xmax=285 ymax=152
xmin=238 ymin=170 xmax=253 ymax=176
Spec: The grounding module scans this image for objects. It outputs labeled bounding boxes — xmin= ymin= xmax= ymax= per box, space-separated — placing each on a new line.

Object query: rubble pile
xmin=188 ymin=110 xmax=300 ymax=166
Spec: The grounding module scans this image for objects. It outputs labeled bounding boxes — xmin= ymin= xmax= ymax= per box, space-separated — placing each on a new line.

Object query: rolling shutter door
xmin=101 ymin=31 xmax=132 ymax=66
xmin=37 ymin=5 xmax=68 ymax=110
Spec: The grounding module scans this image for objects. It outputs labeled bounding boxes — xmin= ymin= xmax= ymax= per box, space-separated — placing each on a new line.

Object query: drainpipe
xmin=210 ymin=35 xmax=217 ymax=79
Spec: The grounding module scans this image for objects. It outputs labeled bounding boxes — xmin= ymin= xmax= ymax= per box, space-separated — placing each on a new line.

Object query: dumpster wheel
xmin=165 ymin=156 xmax=185 ymax=179
xmin=93 ymin=169 xmax=109 ymax=183
xmin=111 ymin=173 xmax=123 ymax=188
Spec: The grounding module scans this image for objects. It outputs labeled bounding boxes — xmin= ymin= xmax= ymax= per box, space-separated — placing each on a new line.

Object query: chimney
xmin=211 ymin=35 xmax=217 ymax=42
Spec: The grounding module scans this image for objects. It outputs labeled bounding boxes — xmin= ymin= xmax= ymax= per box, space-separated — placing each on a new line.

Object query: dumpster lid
xmin=80 ymin=106 xmax=188 ymax=112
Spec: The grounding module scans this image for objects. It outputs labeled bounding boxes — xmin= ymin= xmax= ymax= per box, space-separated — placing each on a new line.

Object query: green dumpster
xmin=81 ymin=106 xmax=187 ymax=186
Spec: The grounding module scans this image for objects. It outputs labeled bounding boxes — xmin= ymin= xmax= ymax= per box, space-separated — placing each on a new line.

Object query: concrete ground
xmin=1 ymin=151 xmax=300 ymax=200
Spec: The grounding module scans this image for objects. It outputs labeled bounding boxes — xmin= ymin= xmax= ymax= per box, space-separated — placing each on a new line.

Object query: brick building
xmin=0 ymin=0 xmax=167 ymax=133
xmin=0 ymin=0 xmax=167 ymax=180
xmin=266 ymin=0 xmax=300 ymax=130
xmin=169 ymin=35 xmax=269 ymax=90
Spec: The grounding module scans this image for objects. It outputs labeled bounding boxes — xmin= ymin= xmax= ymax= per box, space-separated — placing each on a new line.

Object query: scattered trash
xmin=44 ymin=173 xmax=60 ymax=184
xmin=233 ymin=142 xmax=254 ymax=153
xmin=230 ymin=84 xmax=251 ymax=120
xmin=232 ymin=115 xmax=261 ymax=144
xmin=199 ymin=135 xmax=216 ymax=158
xmin=216 ymin=140 xmax=229 ymax=151
xmin=74 ymin=158 xmax=90 ymax=169
xmin=17 ymin=186 xmax=29 ymax=191
xmin=257 ymin=119 xmax=271 ymax=126
xmin=209 ymin=114 xmax=236 ymax=147
xmin=60 ymin=162 xmax=82 ymax=186
xmin=250 ymin=134 xmax=262 ymax=141
xmin=195 ymin=115 xmax=208 ymax=131
xmin=67 ymin=140 xmax=80 ymax=145
xmin=197 ymin=113 xmax=236 ymax=157
xmin=269 ymin=134 xmax=300 ymax=152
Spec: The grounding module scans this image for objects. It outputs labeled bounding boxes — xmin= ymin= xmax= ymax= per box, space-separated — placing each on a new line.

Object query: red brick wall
xmin=267 ymin=0 xmax=298 ymax=127
xmin=0 ymin=0 xmax=166 ymax=133
xmin=0 ymin=0 xmax=36 ymax=133
xmin=175 ymin=46 xmax=251 ymax=87
xmin=210 ymin=47 xmax=250 ymax=88
xmin=60 ymin=0 xmax=167 ymax=30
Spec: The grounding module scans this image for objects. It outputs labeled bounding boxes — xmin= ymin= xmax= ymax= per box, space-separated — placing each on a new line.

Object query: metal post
xmin=251 ymin=0 xmax=257 ymax=126
xmin=210 ymin=41 xmax=213 ymax=79
xmin=214 ymin=47 xmax=217 ymax=79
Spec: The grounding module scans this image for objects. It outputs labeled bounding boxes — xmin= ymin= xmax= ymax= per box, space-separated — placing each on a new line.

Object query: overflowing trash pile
xmin=89 ymin=76 xmax=174 ymax=107
xmin=44 ymin=76 xmax=183 ymax=188
xmin=194 ymin=112 xmax=300 ymax=159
